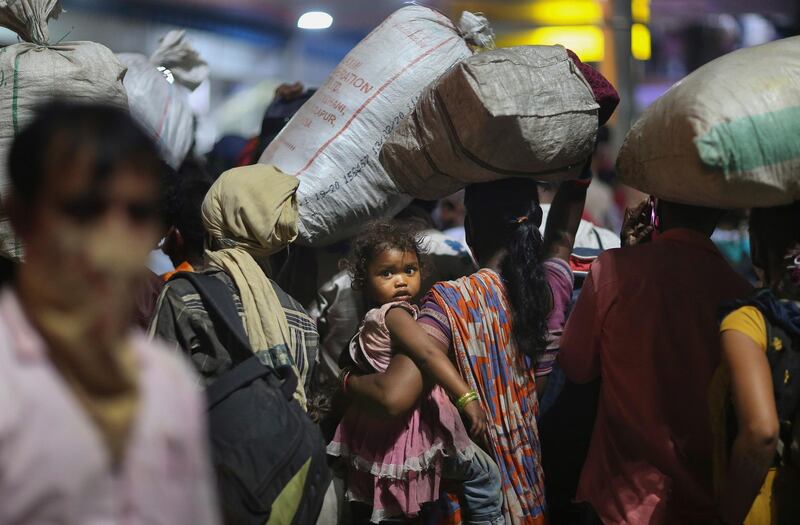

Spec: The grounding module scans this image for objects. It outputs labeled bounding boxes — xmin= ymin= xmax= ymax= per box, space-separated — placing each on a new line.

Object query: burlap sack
xmin=259 ymin=7 xmax=492 ymax=246
xmin=0 ymin=0 xmax=128 ymax=257
xmin=118 ymin=30 xmax=208 ymax=169
xmin=617 ymin=36 xmax=800 ymax=208
xmin=380 ymin=45 xmax=600 ymax=199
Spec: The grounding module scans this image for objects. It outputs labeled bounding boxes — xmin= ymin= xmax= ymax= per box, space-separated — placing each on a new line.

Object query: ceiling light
xmin=298 ymin=11 xmax=333 ymax=30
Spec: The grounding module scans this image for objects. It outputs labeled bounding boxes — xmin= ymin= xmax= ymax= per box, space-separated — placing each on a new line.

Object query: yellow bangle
xmin=456 ymin=391 xmax=479 ymax=410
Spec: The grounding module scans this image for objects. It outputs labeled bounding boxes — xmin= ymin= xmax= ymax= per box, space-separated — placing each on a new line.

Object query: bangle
xmin=338 ymin=367 xmax=353 ymax=393
xmin=456 ymin=391 xmax=479 ymax=410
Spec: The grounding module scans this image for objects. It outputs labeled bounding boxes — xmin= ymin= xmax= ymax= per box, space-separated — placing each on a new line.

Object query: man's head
xmin=162 ymin=159 xmax=214 ymax=267
xmin=6 ymin=101 xmax=164 ymax=333
xmin=657 ymin=200 xmax=725 ymax=238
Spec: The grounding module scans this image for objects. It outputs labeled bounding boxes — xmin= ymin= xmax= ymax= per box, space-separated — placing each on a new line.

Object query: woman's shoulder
xmin=720 ymin=305 xmax=768 ymax=352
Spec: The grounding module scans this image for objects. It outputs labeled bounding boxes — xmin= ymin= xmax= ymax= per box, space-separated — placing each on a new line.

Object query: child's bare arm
xmin=385 ymin=307 xmax=470 ymax=400
xmin=385 ymin=307 xmax=487 ymax=436
xmin=347 ymin=353 xmax=424 ymax=417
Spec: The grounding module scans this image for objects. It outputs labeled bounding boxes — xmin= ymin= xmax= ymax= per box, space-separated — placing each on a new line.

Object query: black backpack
xmin=724 ymin=290 xmax=800 ymax=470
xmin=171 ymin=272 xmax=331 ymax=524
xmin=763 ymin=318 xmax=800 ymax=469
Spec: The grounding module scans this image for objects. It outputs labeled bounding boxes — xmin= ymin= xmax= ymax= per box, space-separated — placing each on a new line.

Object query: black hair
xmin=344 ymin=220 xmax=424 ymax=292
xmin=750 ymin=202 xmax=800 ymax=298
xmin=243 ymin=88 xmax=316 ymax=165
xmin=168 ymin=158 xmax=215 ymax=251
xmin=464 ymin=178 xmax=550 ymax=359
xmin=658 ymin=200 xmax=724 ymax=236
xmin=8 ymin=101 xmax=163 ymax=210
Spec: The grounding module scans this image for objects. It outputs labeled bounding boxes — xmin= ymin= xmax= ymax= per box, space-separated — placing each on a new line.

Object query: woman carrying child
xmin=328 ymin=221 xmax=504 ymax=524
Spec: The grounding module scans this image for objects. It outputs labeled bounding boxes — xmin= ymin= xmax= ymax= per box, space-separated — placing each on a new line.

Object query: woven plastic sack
xmin=381 ymin=45 xmax=600 ymax=199
xmin=118 ymin=30 xmax=208 ymax=169
xmin=617 ymin=36 xmax=800 ymax=208
xmin=259 ymin=7 xmax=492 ymax=246
xmin=0 ymin=0 xmax=128 ymax=256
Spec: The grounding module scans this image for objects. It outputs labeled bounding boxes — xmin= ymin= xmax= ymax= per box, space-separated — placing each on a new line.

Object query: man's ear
xmin=161 ymin=226 xmax=183 ymax=259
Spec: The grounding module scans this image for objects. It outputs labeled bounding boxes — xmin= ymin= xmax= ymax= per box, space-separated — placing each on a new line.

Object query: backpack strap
xmin=206 ymin=355 xmax=297 ymax=408
xmin=168 ymin=271 xmax=299 ymax=406
xmin=170 ymin=271 xmax=253 ymax=364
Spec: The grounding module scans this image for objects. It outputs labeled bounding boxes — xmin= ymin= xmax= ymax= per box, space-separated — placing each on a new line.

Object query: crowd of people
xmin=0 ymin=78 xmax=798 ymax=525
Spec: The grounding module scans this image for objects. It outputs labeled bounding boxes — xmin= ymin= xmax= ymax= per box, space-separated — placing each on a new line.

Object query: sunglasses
xmin=59 ymin=196 xmax=160 ymax=225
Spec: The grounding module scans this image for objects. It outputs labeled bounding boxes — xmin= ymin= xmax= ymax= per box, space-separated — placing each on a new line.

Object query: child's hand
xmin=462 ymin=400 xmax=487 ymax=437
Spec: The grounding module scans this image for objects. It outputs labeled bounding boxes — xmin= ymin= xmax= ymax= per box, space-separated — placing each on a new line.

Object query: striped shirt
xmin=149 ymin=269 xmax=318 ymax=397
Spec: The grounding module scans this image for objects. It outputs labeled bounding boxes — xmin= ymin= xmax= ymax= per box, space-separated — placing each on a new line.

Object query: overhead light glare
xmin=298 ymin=11 xmax=333 ymax=30
xmin=497 ymin=26 xmax=605 ymax=62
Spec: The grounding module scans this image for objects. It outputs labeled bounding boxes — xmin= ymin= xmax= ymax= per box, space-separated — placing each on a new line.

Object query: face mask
xmin=19 ymin=219 xmax=154 ymax=384
xmin=17 ymin=218 xmax=155 ymax=466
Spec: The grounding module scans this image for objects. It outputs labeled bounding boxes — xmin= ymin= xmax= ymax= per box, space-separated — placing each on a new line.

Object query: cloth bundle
xmin=0 ymin=0 xmax=128 ymax=257
xmin=617 ymin=36 xmax=800 ymax=208
xmin=118 ymin=30 xmax=208 ymax=169
xmin=380 ymin=45 xmax=602 ymax=199
xmin=259 ymin=6 xmax=493 ymax=246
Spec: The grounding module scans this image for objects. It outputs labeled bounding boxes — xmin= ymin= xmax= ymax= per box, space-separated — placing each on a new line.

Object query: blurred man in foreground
xmin=0 ymin=102 xmax=218 ymax=524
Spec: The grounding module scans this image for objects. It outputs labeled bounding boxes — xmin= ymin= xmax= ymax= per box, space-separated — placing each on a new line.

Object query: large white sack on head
xmin=381 ymin=45 xmax=600 ymax=199
xmin=119 ymin=30 xmax=208 ymax=169
xmin=617 ymin=36 xmax=800 ymax=208
xmin=0 ymin=0 xmax=128 ymax=257
xmin=259 ymin=6 xmax=490 ymax=246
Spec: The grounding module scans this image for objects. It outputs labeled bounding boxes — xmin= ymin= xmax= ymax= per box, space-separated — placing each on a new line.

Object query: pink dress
xmin=327 ymin=301 xmax=473 ymax=523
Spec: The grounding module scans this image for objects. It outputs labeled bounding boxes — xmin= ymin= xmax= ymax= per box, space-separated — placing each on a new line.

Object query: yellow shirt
xmin=711 ymin=306 xmax=799 ymax=525
xmin=720 ymin=306 xmax=767 ymax=352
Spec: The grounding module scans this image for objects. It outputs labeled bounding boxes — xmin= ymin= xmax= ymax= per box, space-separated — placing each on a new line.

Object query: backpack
xmin=762 ymin=318 xmax=800 ymax=469
xmin=170 ymin=272 xmax=331 ymax=524
xmin=723 ymin=291 xmax=800 ymax=470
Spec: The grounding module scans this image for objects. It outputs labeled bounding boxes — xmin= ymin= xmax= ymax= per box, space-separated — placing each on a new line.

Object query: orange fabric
xmin=162 ymin=261 xmax=195 ymax=282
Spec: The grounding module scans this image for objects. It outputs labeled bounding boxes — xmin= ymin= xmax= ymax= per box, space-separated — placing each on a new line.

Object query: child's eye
xmin=381 ymin=270 xmax=392 ymax=278
xmin=406 ymin=267 xmax=417 ymax=276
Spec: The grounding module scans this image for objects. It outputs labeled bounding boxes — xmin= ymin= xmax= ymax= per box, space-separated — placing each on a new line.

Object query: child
xmin=328 ymin=222 xmax=504 ymax=524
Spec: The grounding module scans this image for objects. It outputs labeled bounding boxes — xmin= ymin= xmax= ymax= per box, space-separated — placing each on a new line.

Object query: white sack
xmin=118 ymin=30 xmax=208 ymax=169
xmin=381 ymin=45 xmax=600 ymax=199
xmin=617 ymin=36 xmax=800 ymax=208
xmin=259 ymin=6 xmax=491 ymax=246
xmin=0 ymin=0 xmax=128 ymax=257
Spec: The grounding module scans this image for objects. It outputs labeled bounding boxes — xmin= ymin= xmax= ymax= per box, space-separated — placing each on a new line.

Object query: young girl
xmin=327 ymin=222 xmax=504 ymax=525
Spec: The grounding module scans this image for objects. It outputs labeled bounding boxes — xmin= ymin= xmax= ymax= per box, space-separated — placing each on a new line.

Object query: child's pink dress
xmin=327 ymin=301 xmax=473 ymax=523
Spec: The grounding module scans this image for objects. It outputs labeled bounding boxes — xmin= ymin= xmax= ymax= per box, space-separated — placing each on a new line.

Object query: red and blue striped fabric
xmin=429 ymin=269 xmax=547 ymax=525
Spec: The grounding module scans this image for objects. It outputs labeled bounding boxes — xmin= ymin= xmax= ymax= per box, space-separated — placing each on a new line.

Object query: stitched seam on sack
xmin=297 ymin=35 xmax=460 ymax=176
xmin=11 ymin=52 xmax=22 ymax=257
xmin=12 ymin=53 xmax=21 ymax=136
